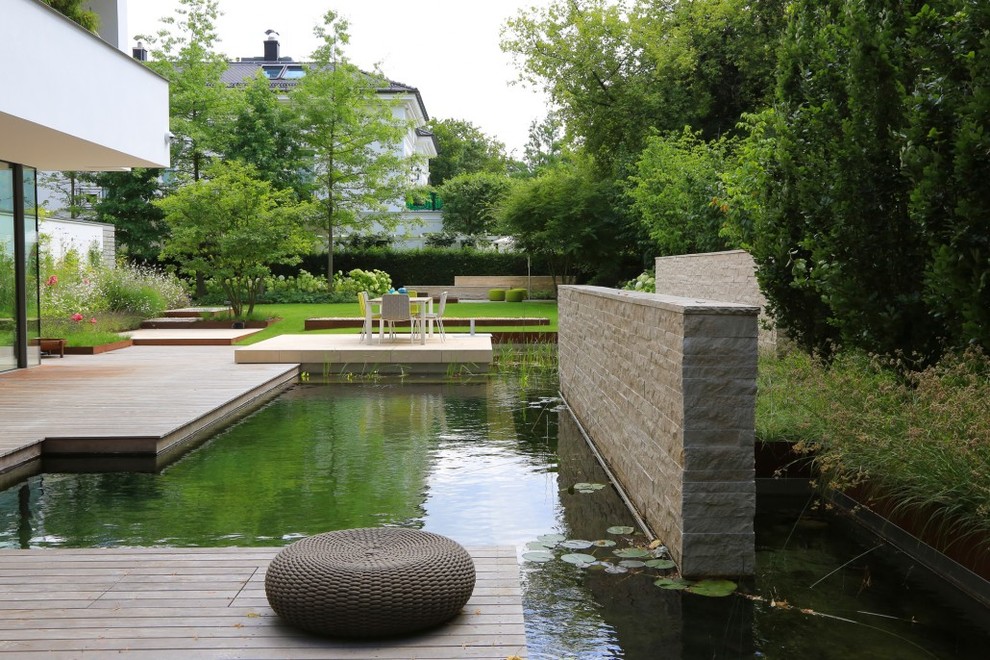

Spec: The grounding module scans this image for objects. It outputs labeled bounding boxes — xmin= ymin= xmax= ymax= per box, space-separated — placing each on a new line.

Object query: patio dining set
xmin=357 ymin=291 xmax=449 ymax=345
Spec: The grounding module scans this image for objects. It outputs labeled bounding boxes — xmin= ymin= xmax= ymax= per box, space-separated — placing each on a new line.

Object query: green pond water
xmin=1 ymin=376 xmax=988 ymax=658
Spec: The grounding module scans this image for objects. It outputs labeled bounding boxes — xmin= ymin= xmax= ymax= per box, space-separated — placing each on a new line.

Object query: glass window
xmin=0 ymin=163 xmax=15 ymax=372
xmin=282 ymin=66 xmax=306 ymax=79
xmin=23 ymin=167 xmax=39 ymax=366
xmin=262 ymin=65 xmax=284 ymax=79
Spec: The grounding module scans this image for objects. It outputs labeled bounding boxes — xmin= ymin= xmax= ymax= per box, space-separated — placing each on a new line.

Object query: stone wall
xmin=558 ymin=285 xmax=758 ymax=576
xmin=654 ymin=250 xmax=775 ymax=350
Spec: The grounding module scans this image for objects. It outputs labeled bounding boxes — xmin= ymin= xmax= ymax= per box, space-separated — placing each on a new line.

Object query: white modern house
xmin=0 ymin=0 xmax=169 ymax=371
xmin=221 ymin=33 xmax=441 ymax=248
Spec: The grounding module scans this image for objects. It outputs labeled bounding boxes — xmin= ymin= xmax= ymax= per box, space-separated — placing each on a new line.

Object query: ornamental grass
xmin=758 ymin=346 xmax=990 ymax=539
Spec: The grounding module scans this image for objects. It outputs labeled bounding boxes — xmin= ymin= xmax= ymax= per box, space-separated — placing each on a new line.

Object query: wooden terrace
xmin=0 ymin=546 xmax=526 ymax=658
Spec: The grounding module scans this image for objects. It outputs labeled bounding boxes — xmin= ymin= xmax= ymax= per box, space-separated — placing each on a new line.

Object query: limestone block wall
xmin=558 ymin=285 xmax=758 ymax=576
xmin=654 ymin=250 xmax=775 ymax=349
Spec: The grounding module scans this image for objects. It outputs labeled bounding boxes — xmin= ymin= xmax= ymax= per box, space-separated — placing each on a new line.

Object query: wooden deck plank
xmin=0 ymin=546 xmax=528 ymax=658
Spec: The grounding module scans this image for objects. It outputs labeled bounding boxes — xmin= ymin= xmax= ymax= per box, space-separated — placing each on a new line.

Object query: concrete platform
xmin=125 ymin=328 xmax=261 ymax=345
xmin=235 ymin=333 xmax=494 ymax=374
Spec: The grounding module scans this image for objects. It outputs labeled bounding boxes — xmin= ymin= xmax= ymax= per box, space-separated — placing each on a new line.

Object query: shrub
xmin=505 ymin=288 xmax=527 ymax=302
xmin=622 ymin=271 xmax=656 ymax=293
xmin=488 ymin=289 xmax=506 ymax=301
xmin=40 ymin=248 xmax=188 ymax=322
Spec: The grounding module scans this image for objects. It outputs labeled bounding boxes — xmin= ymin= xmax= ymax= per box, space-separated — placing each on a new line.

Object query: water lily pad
xmin=573 ymin=482 xmax=606 ymax=493
xmin=560 ymin=553 xmax=597 ymax=566
xmin=604 ymin=564 xmax=629 ymax=574
xmin=644 ymin=558 xmax=677 ymax=570
xmin=538 ymin=533 xmax=566 ymax=544
xmin=618 ymin=560 xmax=646 ymax=568
xmin=654 ymin=577 xmax=690 ymax=590
xmin=522 ymin=551 xmax=555 ymax=563
xmin=687 ymin=579 xmax=738 ymax=597
xmin=526 ymin=541 xmax=554 ymax=551
xmin=614 ymin=548 xmax=651 ymax=559
xmin=592 ymin=539 xmax=617 ymax=548
xmin=606 ymin=525 xmax=635 ymax=535
xmin=561 ymin=539 xmax=594 ymax=550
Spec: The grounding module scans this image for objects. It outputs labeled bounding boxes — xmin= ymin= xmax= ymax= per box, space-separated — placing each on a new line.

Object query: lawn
xmin=239 ymin=300 xmax=558 ymax=345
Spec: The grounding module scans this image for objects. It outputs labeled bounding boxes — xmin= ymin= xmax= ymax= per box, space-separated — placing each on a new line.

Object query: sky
xmin=126 ymin=0 xmax=557 ymax=156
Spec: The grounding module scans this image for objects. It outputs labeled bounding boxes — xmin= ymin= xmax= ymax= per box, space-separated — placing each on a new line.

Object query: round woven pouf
xmin=264 ymin=527 xmax=476 ymax=637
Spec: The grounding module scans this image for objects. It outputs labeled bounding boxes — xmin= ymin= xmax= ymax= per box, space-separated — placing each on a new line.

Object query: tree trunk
xmin=327 ymin=223 xmax=335 ymax=291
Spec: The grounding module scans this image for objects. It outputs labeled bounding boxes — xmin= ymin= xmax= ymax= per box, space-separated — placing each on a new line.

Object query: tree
xmin=90 ymin=169 xmax=167 ymax=263
xmin=427 ymin=118 xmax=508 ymax=186
xmin=502 ymin=0 xmax=786 ymax=175
xmin=156 ymin=161 xmax=312 ymax=317
xmin=437 ymin=172 xmax=512 ymax=239
xmin=291 ymin=10 xmax=415 ymax=286
xmin=523 ymin=112 xmax=568 ymax=175
xmin=628 ymin=128 xmax=736 ymax=255
xmin=139 ymin=0 xmax=232 ymax=184
xmin=226 ymin=72 xmax=310 ymax=199
xmin=498 ymin=161 xmax=638 ymax=287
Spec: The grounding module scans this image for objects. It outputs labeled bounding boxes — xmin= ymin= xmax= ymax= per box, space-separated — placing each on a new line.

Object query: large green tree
xmin=437 ymin=172 xmax=512 ymax=239
xmin=502 ymin=0 xmax=786 ymax=174
xmin=427 ymin=118 xmax=508 ymax=186
xmin=90 ymin=169 xmax=167 ymax=263
xmin=498 ymin=161 xmax=640 ymax=286
xmin=629 ymin=128 xmax=736 ymax=256
xmin=291 ymin=10 xmax=415 ymax=285
xmin=156 ymin=161 xmax=312 ymax=316
xmin=733 ymin=0 xmax=990 ymax=361
xmin=226 ymin=73 xmax=310 ymax=199
xmin=139 ymin=0 xmax=232 ymax=184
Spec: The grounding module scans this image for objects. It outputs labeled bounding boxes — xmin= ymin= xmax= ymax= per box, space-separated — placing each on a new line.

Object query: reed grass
xmin=758 ymin=346 xmax=990 ymax=537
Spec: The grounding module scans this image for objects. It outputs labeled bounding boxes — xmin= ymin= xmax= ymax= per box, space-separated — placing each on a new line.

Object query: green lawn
xmin=239 ymin=301 xmax=558 ymax=345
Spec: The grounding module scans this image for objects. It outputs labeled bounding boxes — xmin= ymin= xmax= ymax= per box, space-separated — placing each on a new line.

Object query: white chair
xmin=357 ymin=291 xmax=379 ymax=343
xmin=379 ymin=293 xmax=420 ymax=343
xmin=423 ymin=291 xmax=448 ymax=342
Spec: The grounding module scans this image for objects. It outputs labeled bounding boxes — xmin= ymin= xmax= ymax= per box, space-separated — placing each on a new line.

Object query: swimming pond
xmin=0 ymin=376 xmax=988 ymax=658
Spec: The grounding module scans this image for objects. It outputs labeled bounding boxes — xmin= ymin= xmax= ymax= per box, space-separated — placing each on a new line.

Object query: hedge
xmin=274 ymin=248 xmax=554 ymax=286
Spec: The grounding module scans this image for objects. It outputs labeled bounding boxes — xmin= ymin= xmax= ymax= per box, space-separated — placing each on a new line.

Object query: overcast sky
xmin=127 ymin=0 xmax=557 ymax=156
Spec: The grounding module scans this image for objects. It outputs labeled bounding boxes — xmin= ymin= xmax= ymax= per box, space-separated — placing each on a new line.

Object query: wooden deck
xmin=0 ymin=346 xmax=298 ymax=485
xmin=0 ymin=546 xmax=527 ymax=658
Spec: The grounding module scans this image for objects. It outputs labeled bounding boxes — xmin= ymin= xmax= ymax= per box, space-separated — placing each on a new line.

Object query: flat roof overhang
xmin=2 ymin=0 xmax=170 ymax=170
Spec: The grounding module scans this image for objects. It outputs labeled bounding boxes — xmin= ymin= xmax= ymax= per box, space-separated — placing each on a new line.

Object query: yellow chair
xmin=357 ymin=291 xmax=380 ymax=343
xmin=406 ymin=289 xmax=420 ymax=317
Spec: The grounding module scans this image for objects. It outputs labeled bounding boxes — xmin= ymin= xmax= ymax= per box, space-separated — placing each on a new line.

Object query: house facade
xmin=1 ymin=0 xmax=169 ymax=372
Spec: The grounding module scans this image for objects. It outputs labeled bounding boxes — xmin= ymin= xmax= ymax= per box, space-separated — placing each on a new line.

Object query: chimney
xmin=132 ymin=42 xmax=148 ymax=61
xmin=264 ymin=30 xmax=280 ymax=61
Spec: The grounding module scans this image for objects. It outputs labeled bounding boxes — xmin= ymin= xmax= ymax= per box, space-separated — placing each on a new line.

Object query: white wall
xmin=40 ymin=217 xmax=115 ymax=266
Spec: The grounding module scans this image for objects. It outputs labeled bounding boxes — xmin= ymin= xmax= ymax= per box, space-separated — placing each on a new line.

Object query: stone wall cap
xmin=559 ymin=285 xmax=760 ymax=315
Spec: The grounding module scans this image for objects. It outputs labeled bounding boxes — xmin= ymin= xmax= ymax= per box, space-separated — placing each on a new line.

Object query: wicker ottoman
xmin=264 ymin=527 xmax=476 ymax=637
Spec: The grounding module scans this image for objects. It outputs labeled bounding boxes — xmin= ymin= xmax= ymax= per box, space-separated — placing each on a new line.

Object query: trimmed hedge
xmin=277 ymin=248 xmax=552 ymax=286
xmin=488 ymin=289 xmax=506 ymax=301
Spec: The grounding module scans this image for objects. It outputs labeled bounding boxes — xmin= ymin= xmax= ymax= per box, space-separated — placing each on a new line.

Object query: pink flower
xmin=82 ymin=278 xmax=90 ymax=285
xmin=71 ymin=313 xmax=84 ymax=322
xmin=90 ymin=317 xmax=98 ymax=324
xmin=46 ymin=275 xmax=58 ymax=287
